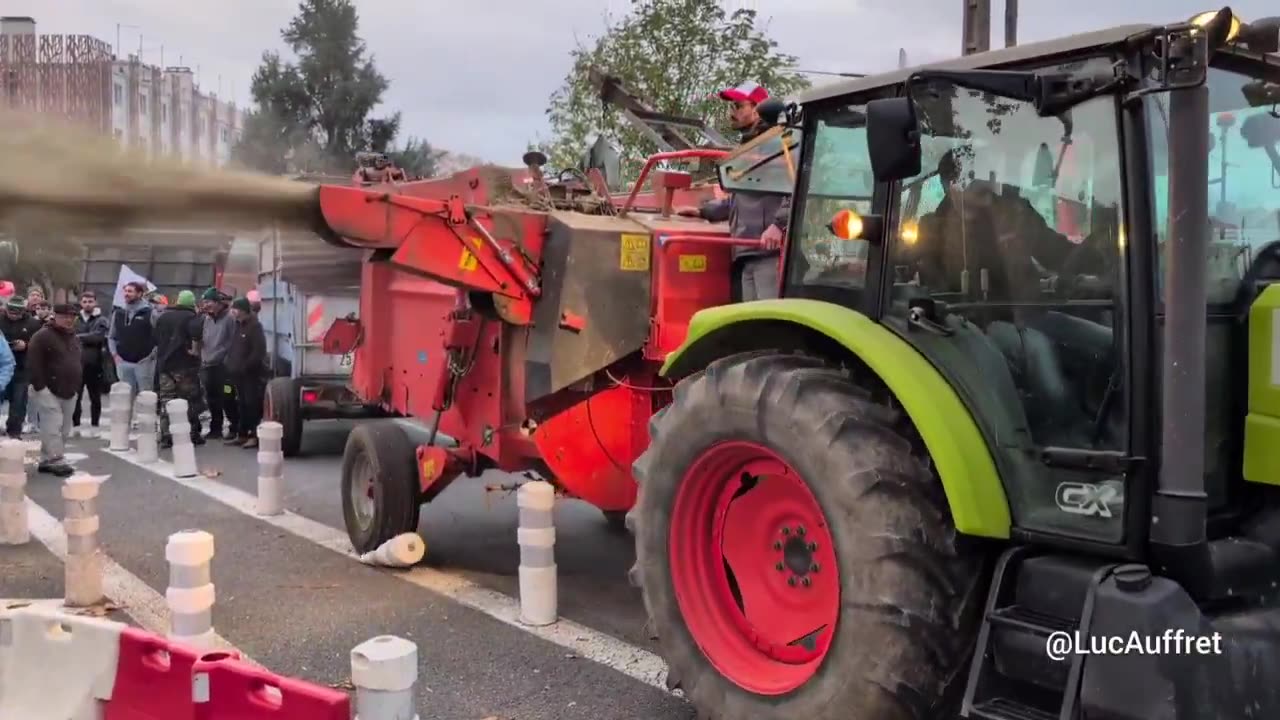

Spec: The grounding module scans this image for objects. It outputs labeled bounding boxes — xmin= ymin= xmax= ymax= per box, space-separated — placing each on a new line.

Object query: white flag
xmin=113 ymin=264 xmax=157 ymax=308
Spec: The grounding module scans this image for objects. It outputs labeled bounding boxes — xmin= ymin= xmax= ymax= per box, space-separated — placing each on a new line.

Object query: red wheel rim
xmin=669 ymin=441 xmax=839 ymax=695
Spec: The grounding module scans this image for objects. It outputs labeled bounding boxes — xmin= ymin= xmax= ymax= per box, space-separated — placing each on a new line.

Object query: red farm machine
xmin=308 ymin=140 xmax=764 ymax=545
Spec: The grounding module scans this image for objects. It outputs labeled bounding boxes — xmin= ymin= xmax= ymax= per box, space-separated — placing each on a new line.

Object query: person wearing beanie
xmin=199 ymin=287 xmax=239 ymax=441
xmin=154 ymin=289 xmax=206 ymax=448
xmin=27 ymin=304 xmax=82 ymax=477
xmin=224 ymin=297 xmax=267 ymax=448
xmin=0 ymin=297 xmax=43 ymax=438
xmin=72 ymin=290 xmax=110 ymax=434
xmin=108 ymin=280 xmax=157 ymax=400
xmin=246 ymin=289 xmax=262 ymax=315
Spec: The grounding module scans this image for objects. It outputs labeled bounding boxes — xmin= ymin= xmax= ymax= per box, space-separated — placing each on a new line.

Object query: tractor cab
xmin=636 ymin=9 xmax=1280 ymax=720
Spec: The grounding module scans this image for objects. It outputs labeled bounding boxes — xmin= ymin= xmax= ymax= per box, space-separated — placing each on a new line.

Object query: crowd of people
xmin=0 ymin=281 xmax=269 ymax=477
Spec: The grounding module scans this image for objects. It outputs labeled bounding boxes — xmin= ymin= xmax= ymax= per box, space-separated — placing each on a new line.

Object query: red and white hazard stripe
xmin=305 ymin=296 xmax=326 ymax=343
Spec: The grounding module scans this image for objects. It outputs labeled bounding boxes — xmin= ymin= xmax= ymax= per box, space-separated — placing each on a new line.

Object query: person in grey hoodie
xmin=199 ymin=288 xmax=239 ymax=441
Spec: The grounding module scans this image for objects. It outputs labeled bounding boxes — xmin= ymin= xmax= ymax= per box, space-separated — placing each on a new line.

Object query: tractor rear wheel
xmin=341 ymin=421 xmax=421 ymax=554
xmin=631 ymin=353 xmax=987 ymax=719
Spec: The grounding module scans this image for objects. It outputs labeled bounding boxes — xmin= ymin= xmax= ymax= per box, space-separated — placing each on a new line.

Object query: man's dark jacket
xmin=154 ymin=306 xmax=203 ymax=374
xmin=697 ymin=121 xmax=791 ymax=260
xmin=225 ymin=315 xmax=267 ymax=379
xmin=74 ymin=308 xmax=110 ymax=368
xmin=0 ymin=313 xmax=43 ymax=374
xmin=28 ymin=324 xmax=82 ymax=399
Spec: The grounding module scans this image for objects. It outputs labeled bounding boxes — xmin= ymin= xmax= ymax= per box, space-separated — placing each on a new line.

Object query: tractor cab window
xmin=785 ymin=103 xmax=875 ymax=292
xmin=717 ymin=125 xmax=801 ymax=196
xmin=1146 ymin=64 xmax=1280 ymax=510
xmin=885 ymin=62 xmax=1127 ymax=542
xmin=1149 ymin=66 xmax=1280 ymax=305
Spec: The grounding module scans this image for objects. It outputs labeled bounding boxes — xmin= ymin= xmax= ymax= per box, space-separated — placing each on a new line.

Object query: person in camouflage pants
xmin=153 ymin=290 xmax=207 ymax=448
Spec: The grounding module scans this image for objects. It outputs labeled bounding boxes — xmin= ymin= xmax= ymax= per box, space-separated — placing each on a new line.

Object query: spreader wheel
xmin=341 ymin=421 xmax=421 ymax=554
xmin=264 ymin=377 xmax=303 ymax=457
xmin=631 ymin=353 xmax=987 ymax=719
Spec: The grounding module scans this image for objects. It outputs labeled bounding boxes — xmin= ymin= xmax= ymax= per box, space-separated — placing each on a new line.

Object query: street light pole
xmin=962 ymin=0 xmax=991 ymax=56
xmin=1005 ymin=0 xmax=1019 ymax=47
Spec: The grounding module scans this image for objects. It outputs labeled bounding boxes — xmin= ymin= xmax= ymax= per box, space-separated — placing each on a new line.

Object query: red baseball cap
xmin=717 ymin=81 xmax=769 ymax=105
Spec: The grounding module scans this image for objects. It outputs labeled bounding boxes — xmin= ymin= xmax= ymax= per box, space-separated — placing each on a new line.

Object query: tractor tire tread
xmin=632 ymin=352 xmax=988 ymax=720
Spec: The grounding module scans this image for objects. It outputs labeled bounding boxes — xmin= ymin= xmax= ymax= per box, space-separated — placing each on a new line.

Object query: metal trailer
xmin=257 ymin=227 xmax=380 ymax=456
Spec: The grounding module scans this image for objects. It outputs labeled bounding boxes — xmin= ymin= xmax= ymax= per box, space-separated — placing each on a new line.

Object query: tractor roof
xmin=797 ymin=23 xmax=1155 ymax=105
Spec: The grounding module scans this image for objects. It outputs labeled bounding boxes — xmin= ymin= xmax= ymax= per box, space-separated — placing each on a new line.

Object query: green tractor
xmin=631 ymin=8 xmax=1280 ymax=719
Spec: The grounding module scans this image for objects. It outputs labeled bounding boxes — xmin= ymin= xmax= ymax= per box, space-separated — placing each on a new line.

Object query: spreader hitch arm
xmin=309 ymin=184 xmax=540 ymax=301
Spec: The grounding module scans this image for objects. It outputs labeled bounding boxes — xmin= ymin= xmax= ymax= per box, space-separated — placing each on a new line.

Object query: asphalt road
xmin=0 ymin=421 xmax=693 ymax=720
xmin=194 ymin=418 xmax=652 ymax=649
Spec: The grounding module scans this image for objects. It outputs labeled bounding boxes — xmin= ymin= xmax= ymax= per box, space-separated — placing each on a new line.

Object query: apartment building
xmin=1 ymin=15 xmax=243 ymax=166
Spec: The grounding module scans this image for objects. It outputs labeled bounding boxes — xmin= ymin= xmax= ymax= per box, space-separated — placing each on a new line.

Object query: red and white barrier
xmin=0 ymin=604 xmax=122 ymax=720
xmin=0 ymin=604 xmax=351 ymax=720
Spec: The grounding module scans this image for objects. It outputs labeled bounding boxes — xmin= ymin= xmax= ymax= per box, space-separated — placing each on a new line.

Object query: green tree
xmin=233 ymin=0 xmax=400 ymax=174
xmin=538 ymin=0 xmax=810 ymax=181
xmin=389 ymin=137 xmax=444 ymax=179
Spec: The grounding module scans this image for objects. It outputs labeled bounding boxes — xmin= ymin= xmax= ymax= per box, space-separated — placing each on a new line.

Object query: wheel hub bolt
xmin=773 ymin=541 xmax=782 ymax=551
xmin=801 ymin=577 xmax=812 ymax=587
xmin=781 ymin=527 xmax=790 ymax=536
xmin=797 ymin=526 xmax=806 ymax=537
xmin=807 ymin=542 xmax=817 ymax=551
xmin=787 ymin=577 xmax=797 ymax=587
xmin=775 ymin=562 xmax=785 ymax=572
xmin=811 ymin=563 xmax=820 ymax=573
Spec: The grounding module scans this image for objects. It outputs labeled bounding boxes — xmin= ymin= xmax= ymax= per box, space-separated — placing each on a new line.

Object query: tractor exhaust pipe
xmin=1151 ymin=82 xmax=1210 ymax=579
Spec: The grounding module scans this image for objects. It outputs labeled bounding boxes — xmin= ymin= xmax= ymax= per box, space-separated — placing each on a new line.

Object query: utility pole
xmin=1005 ymin=0 xmax=1019 ymax=47
xmin=962 ymin=0 xmax=991 ymax=56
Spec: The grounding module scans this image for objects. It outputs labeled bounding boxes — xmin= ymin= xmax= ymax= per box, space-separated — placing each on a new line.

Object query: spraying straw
xmin=0 ymin=110 xmax=320 ymax=234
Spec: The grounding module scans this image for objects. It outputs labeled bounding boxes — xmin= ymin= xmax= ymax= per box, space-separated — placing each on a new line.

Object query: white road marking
xmin=23 ymin=497 xmax=250 ymax=661
xmin=103 ymin=448 xmax=671 ymax=691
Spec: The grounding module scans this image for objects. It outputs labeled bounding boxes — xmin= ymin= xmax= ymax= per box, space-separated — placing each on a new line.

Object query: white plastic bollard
xmin=351 ymin=635 xmax=419 ymax=720
xmin=517 ymin=480 xmax=557 ymax=626
xmin=165 ymin=529 xmax=217 ymax=650
xmin=0 ymin=439 xmax=28 ymax=545
xmin=256 ymin=421 xmax=284 ymax=515
xmin=358 ymin=533 xmax=426 ymax=568
xmin=108 ymin=382 xmax=132 ymax=451
xmin=63 ymin=473 xmax=107 ymax=607
xmin=134 ymin=391 xmax=159 ymax=463
xmin=165 ymin=399 xmax=198 ymax=478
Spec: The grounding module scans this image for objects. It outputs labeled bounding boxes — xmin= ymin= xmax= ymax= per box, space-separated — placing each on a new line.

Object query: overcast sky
xmin=10 ymin=1 xmax=1279 ymax=163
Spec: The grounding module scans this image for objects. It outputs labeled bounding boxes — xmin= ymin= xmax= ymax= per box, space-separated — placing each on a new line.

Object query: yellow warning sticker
xmin=678 ymin=254 xmax=707 ymax=273
xmin=458 ymin=249 xmax=478 ymax=271
xmin=619 ymin=234 xmax=650 ymax=271
xmin=422 ymin=457 xmax=437 ymax=480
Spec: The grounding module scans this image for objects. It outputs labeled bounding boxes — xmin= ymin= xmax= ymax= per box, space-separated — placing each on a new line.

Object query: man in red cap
xmin=679 ymin=81 xmax=790 ymax=301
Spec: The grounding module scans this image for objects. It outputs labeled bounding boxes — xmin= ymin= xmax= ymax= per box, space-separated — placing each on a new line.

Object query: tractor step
xmin=968 ymin=698 xmax=1058 ymax=720
xmin=961 ymin=547 xmax=1117 ymax=720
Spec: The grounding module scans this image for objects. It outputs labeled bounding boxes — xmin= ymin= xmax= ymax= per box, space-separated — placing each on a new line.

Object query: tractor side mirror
xmin=758 ymin=98 xmax=787 ymax=126
xmin=1241 ymin=112 xmax=1280 ymax=148
xmin=866 ymin=97 xmax=922 ymax=182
